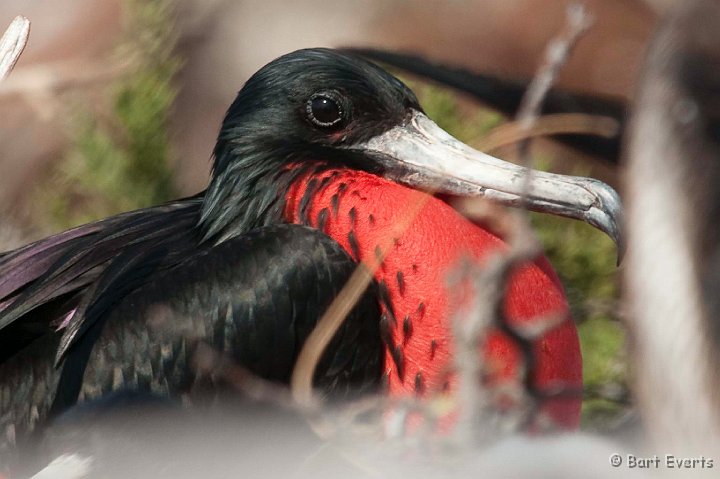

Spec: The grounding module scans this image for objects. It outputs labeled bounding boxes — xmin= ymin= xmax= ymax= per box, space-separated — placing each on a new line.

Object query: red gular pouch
xmin=285 ymin=168 xmax=582 ymax=431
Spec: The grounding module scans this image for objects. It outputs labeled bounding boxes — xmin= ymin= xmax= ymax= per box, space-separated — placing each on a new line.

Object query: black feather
xmin=0 ymin=48 xmax=433 ymax=465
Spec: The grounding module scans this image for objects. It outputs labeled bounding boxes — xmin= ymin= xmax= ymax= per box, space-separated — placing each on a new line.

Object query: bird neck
xmin=199 ymin=128 xmax=380 ymax=244
xmin=198 ymin=143 xmax=313 ymax=244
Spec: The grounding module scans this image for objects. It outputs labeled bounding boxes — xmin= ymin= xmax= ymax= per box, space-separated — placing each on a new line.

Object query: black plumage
xmin=0 ymin=47 xmax=421 ymax=456
xmin=1 ymin=224 xmax=381 ymax=468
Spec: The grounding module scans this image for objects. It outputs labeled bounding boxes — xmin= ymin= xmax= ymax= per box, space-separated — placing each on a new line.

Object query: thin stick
xmin=516 ymin=5 xmax=593 ymax=132
xmin=291 ymin=193 xmax=433 ymax=407
xmin=451 ymin=3 xmax=593 ymax=439
xmin=476 ymin=113 xmax=619 ymax=154
xmin=291 ymin=265 xmax=375 ymax=406
xmin=0 ymin=16 xmax=30 ymax=82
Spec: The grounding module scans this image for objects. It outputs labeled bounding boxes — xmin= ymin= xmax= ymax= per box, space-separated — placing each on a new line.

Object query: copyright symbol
xmin=610 ymin=454 xmax=622 ymax=467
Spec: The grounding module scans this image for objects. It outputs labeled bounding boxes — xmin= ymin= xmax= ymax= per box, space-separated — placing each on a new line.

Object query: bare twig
xmin=291 ymin=192 xmax=434 ymax=407
xmin=0 ymin=16 xmax=30 ymax=82
xmin=516 ymin=5 xmax=593 ymax=131
xmin=477 ymin=113 xmax=619 ymax=154
xmin=291 ymin=265 xmax=375 ymax=408
xmin=509 ymin=312 xmax=568 ymax=341
xmin=447 ymin=3 xmax=593 ymax=441
xmin=516 ymin=4 xmax=592 ymax=208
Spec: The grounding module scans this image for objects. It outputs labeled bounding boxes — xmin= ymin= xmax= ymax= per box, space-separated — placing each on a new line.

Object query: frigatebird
xmin=0 ymin=48 xmax=622 ymax=467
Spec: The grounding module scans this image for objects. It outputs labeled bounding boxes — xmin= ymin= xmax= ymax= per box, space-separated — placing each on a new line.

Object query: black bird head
xmin=215 ymin=48 xmax=422 ymax=161
xmin=201 ymin=48 xmax=623 ymax=251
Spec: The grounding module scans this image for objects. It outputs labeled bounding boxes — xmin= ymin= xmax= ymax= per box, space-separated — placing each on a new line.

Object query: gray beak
xmin=352 ymin=110 xmax=623 ymax=254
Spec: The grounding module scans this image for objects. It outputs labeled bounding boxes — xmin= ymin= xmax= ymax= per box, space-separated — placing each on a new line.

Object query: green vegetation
xmin=40 ymin=0 xmax=180 ymax=229
xmin=410 ymin=81 xmax=504 ymax=142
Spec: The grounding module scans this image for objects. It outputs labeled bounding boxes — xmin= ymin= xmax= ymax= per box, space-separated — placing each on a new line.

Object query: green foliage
xmin=42 ymin=0 xmax=180 ymax=229
xmin=578 ymin=317 xmax=628 ymax=428
xmin=532 ymin=213 xmax=618 ymax=317
xmin=402 ymin=78 xmax=504 ymax=142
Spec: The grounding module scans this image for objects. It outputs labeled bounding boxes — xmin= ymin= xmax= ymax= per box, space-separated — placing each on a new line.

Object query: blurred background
xmin=0 ymin=0 xmax=657 ymax=430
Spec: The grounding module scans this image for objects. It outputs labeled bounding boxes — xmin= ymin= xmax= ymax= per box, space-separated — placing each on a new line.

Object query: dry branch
xmin=291 ymin=193 xmax=434 ymax=407
xmin=449 ymin=3 xmax=592 ymax=440
xmin=477 ymin=113 xmax=619 ymax=154
xmin=0 ymin=16 xmax=30 ymax=82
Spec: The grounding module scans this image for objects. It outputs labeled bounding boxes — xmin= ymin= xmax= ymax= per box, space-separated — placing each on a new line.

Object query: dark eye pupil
xmin=309 ymin=96 xmax=342 ymax=126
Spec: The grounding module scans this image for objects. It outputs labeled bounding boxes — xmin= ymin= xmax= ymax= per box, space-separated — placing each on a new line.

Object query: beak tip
xmin=615 ymin=232 xmax=626 ymax=266
xmin=597 ymin=184 xmax=625 ymax=266
xmin=583 ymin=178 xmax=624 ymax=265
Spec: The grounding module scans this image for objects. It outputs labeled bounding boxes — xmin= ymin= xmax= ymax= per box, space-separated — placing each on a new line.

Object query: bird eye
xmin=306 ymin=94 xmax=343 ymax=128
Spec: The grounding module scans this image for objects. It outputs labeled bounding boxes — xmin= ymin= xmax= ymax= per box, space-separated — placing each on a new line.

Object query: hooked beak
xmin=352 ymin=110 xmax=624 ymax=256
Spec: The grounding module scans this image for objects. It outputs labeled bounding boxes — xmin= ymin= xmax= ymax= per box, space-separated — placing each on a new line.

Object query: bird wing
xmin=1 ymin=224 xmax=381 ymax=445
xmin=74 ymin=223 xmax=381 ymax=396
xmin=0 ymin=196 xmax=204 ymax=362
